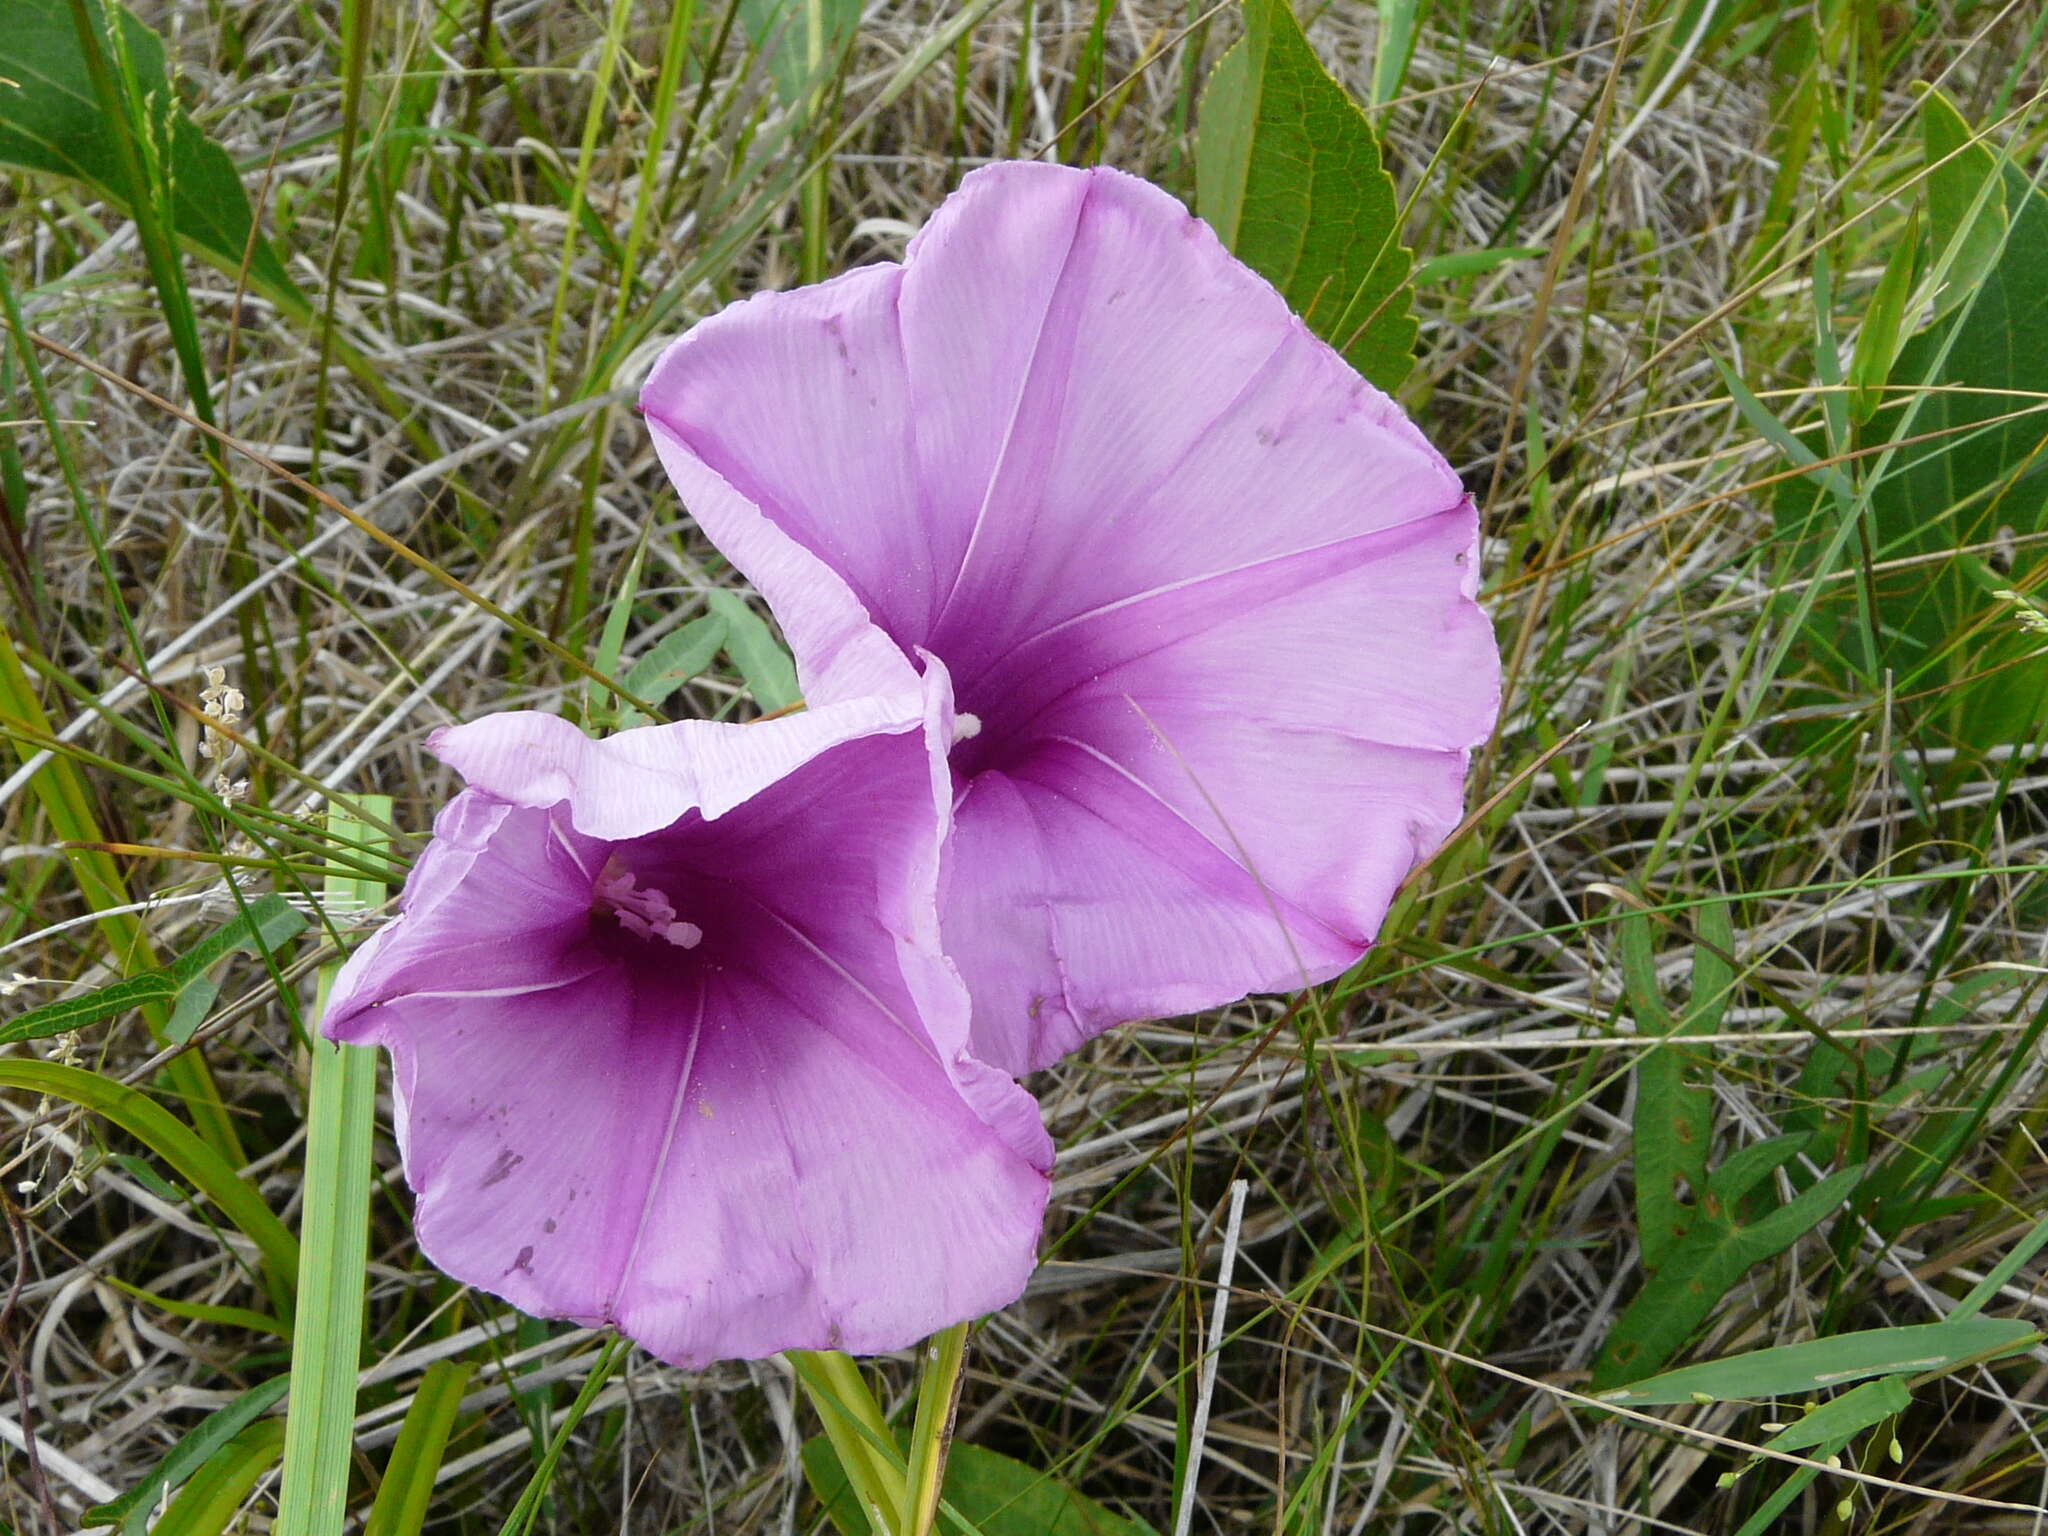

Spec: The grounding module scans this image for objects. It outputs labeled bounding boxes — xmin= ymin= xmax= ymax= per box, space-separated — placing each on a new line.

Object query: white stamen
xmin=594 ymin=862 xmax=702 ymax=949
xmin=953 ymin=712 xmax=983 ymax=743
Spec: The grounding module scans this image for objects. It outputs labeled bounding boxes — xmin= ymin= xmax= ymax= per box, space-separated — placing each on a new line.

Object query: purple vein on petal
xmin=925 ymin=176 xmax=1097 ymax=641
xmin=984 ymin=512 xmax=1456 ymax=679
xmin=610 ymin=970 xmax=709 ymax=1325
xmin=1026 ymin=727 xmax=1347 ymax=984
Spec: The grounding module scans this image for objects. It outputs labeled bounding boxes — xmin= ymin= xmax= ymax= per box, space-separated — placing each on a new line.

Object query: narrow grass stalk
xmin=902 ymin=1322 xmax=970 ymax=1536
xmin=276 ymin=798 xmax=392 ymax=1536
xmin=494 ymin=1337 xmax=626 ymax=1536
xmin=790 ymin=1348 xmax=907 ymax=1533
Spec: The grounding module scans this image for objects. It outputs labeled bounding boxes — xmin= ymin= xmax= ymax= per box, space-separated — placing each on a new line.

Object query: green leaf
xmin=0 ymin=970 xmax=180 ymax=1045
xmin=1411 ymin=245 xmax=1544 ymax=286
xmin=1195 ymin=0 xmax=1418 ymax=391
xmin=1759 ymin=1375 xmax=1911 ymax=1454
xmin=586 ymin=544 xmax=646 ymax=731
xmin=1919 ymin=86 xmax=2008 ymax=320
xmin=0 ymin=893 xmax=305 ymax=1047
xmin=706 ymin=590 xmax=801 ymax=712
xmin=1593 ymin=1139 xmax=1864 ymax=1389
xmin=83 ymin=1375 xmax=289 ymax=1535
xmin=1772 ymin=98 xmax=2048 ymax=765
xmin=804 ymin=1437 xmax=1159 ymax=1536
xmin=1596 ymin=1317 xmax=2037 ymax=1405
xmin=1956 ymin=1211 xmax=2048 ymax=1319
xmin=0 ymin=0 xmax=298 ymax=304
xmin=104 ymin=1274 xmax=289 ymax=1340
xmin=1847 ymin=217 xmax=1916 ymax=423
xmin=1369 ymin=0 xmax=1424 ymax=107
xmin=738 ymin=0 xmax=864 ymax=107
xmin=277 ymin=801 xmax=392 ymax=1536
xmin=165 ymin=893 xmax=308 ymax=1043
xmin=149 ymin=1418 xmax=287 ymax=1536
xmin=364 ymin=1361 xmax=476 ymax=1536
xmin=1621 ymin=908 xmax=1711 ymax=1272
xmin=622 ymin=613 xmax=728 ymax=711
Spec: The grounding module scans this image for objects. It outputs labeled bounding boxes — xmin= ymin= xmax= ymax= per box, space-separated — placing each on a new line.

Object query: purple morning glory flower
xmin=640 ymin=162 xmax=1500 ymax=1074
xmin=323 ymin=688 xmax=1051 ymax=1366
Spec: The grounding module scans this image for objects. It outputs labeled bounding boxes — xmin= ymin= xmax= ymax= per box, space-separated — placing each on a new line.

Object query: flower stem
xmin=789 ymin=1349 xmax=906 ymax=1532
xmin=902 ymin=1322 xmax=971 ymax=1536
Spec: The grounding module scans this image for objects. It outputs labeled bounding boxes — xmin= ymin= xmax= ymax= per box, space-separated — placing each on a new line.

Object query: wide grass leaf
xmin=1195 ymin=0 xmax=1418 ymax=391
xmin=82 ymin=1375 xmax=289 ymax=1535
xmin=0 ymin=1059 xmax=298 ymax=1297
xmin=1597 ymin=1316 xmax=2036 ymax=1404
xmin=0 ymin=0 xmax=297 ymax=303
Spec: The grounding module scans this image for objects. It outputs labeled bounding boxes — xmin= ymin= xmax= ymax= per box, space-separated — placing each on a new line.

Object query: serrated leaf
xmin=803 ymin=1437 xmax=1159 ymax=1536
xmin=0 ymin=0 xmax=298 ymax=304
xmin=706 ymin=590 xmax=801 ymax=712
xmin=1597 ymin=1317 xmax=2036 ymax=1405
xmin=1195 ymin=0 xmax=1418 ymax=391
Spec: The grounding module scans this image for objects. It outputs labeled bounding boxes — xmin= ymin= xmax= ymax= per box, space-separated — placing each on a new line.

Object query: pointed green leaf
xmin=1597 ymin=1317 xmax=2036 ymax=1405
xmin=0 ymin=970 xmax=179 ymax=1045
xmin=1848 ymin=218 xmax=1916 ymax=423
xmin=1196 ymin=0 xmax=1418 ymax=391
xmin=706 ymin=590 xmax=801 ymax=712
xmin=364 ymin=1361 xmax=476 ymax=1536
xmin=1593 ymin=1140 xmax=1864 ymax=1389
xmin=1920 ymin=87 xmax=2008 ymax=320
xmin=0 ymin=0 xmax=299 ymax=304
xmin=623 ymin=612 xmax=728 ymax=710
xmin=83 ymin=1376 xmax=289 ymax=1535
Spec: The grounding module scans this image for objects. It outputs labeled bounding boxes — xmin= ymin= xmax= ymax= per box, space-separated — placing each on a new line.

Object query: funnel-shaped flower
xmin=323 ymin=689 xmax=1051 ymax=1366
xmin=642 ymin=163 xmax=1500 ymax=1074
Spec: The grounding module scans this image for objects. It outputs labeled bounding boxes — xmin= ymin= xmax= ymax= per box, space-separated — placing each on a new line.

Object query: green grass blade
xmin=82 ymin=1375 xmax=290 ymax=1533
xmin=364 ymin=1360 xmax=476 ymax=1536
xmin=276 ymin=797 xmax=392 ymax=1536
xmin=150 ymin=1419 xmax=289 ymax=1536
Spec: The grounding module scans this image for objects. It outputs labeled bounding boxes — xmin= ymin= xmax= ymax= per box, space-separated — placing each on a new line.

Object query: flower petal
xmin=612 ymin=940 xmax=1047 ymax=1364
xmin=641 ymin=263 xmax=923 ymax=707
xmin=638 ymin=160 xmax=1499 ymax=1071
xmin=325 ymin=695 xmax=1049 ymax=1361
xmin=428 ymin=691 xmax=926 ymax=843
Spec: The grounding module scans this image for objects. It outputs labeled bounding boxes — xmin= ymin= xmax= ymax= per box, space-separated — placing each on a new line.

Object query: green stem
xmin=789 ymin=1349 xmax=907 ymax=1533
xmin=275 ymin=800 xmax=392 ymax=1536
xmin=903 ymin=1322 xmax=970 ymax=1536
